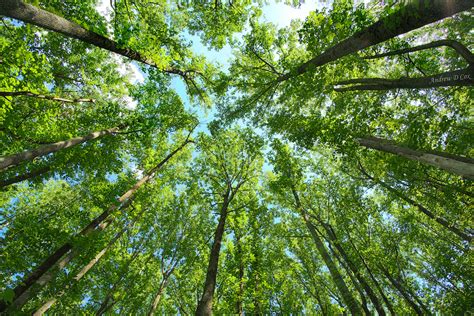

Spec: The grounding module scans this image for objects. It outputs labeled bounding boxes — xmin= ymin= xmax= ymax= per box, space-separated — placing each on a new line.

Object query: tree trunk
xmin=291 ymin=188 xmax=362 ymax=315
xmin=0 ymin=0 xmax=188 ymax=78
xmin=363 ymin=39 xmax=474 ymax=63
xmin=235 ymin=234 xmax=244 ymax=316
xmin=334 ymin=66 xmax=473 ymax=91
xmin=195 ymin=195 xmax=230 ymax=316
xmin=380 ymin=268 xmax=426 ymax=316
xmin=147 ymin=279 xmax=168 ymax=316
xmin=0 ymin=138 xmax=193 ymax=313
xmin=0 ymin=166 xmax=51 ymax=188
xmin=0 ymin=126 xmax=121 ymax=171
xmin=360 ymin=167 xmax=472 ymax=242
xmin=277 ymin=0 xmax=473 ymax=81
xmin=0 ymin=91 xmax=95 ymax=103
xmin=322 ymin=223 xmax=386 ymax=316
xmin=358 ymin=136 xmax=474 ymax=179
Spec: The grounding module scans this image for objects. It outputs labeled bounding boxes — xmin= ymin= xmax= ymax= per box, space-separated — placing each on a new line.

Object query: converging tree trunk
xmin=195 ymin=192 xmax=230 ymax=316
xmin=359 ymin=165 xmax=473 ymax=242
xmin=0 ymin=91 xmax=95 ymax=103
xmin=0 ymin=137 xmax=193 ymax=313
xmin=291 ymin=188 xmax=363 ymax=315
xmin=0 ymin=126 xmax=122 ymax=171
xmin=357 ymin=136 xmax=474 ymax=179
xmin=0 ymin=0 xmax=193 ymax=80
xmin=277 ymin=0 xmax=473 ymax=81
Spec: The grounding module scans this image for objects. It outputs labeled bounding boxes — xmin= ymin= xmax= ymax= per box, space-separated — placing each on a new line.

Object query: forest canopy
xmin=0 ymin=0 xmax=473 ymax=315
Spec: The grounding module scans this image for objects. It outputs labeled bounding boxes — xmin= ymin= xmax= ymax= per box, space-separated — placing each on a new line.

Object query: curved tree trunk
xmin=357 ymin=136 xmax=474 ymax=179
xmin=0 ymin=166 xmax=51 ymax=188
xmin=291 ymin=188 xmax=363 ymax=315
xmin=277 ymin=0 xmax=473 ymax=81
xmin=0 ymin=126 xmax=121 ymax=171
xmin=334 ymin=66 xmax=474 ymax=91
xmin=0 ymin=138 xmax=193 ymax=313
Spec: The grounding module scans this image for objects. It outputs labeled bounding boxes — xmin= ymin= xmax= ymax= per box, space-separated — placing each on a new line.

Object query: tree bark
xmin=195 ymin=194 xmax=230 ymax=316
xmin=358 ymin=136 xmax=474 ymax=179
xmin=0 ymin=0 xmax=192 ymax=79
xmin=334 ymin=66 xmax=473 ymax=91
xmin=0 ymin=126 xmax=121 ymax=171
xmin=0 ymin=166 xmax=51 ymax=188
xmin=147 ymin=279 xmax=168 ymax=316
xmin=322 ymin=223 xmax=386 ymax=316
xmin=363 ymin=39 xmax=474 ymax=63
xmin=0 ymin=138 xmax=193 ymax=313
xmin=0 ymin=91 xmax=95 ymax=103
xmin=277 ymin=0 xmax=473 ymax=81
xmin=291 ymin=188 xmax=363 ymax=315
xmin=360 ymin=166 xmax=473 ymax=242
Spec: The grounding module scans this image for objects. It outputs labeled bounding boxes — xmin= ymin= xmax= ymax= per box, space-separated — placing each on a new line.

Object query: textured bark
xmin=291 ymin=188 xmax=362 ymax=315
xmin=0 ymin=166 xmax=51 ymax=188
xmin=323 ymin=224 xmax=386 ymax=316
xmin=334 ymin=66 xmax=473 ymax=91
xmin=0 ymin=0 xmax=192 ymax=79
xmin=0 ymin=126 xmax=121 ymax=171
xmin=360 ymin=167 xmax=473 ymax=242
xmin=358 ymin=136 xmax=474 ymax=179
xmin=277 ymin=0 xmax=473 ymax=81
xmin=0 ymin=91 xmax=95 ymax=103
xmin=195 ymin=194 xmax=230 ymax=316
xmin=0 ymin=138 xmax=193 ymax=313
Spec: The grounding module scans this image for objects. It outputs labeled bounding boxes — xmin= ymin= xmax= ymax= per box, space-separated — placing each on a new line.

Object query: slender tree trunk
xmin=291 ymin=188 xmax=362 ymax=315
xmin=363 ymin=39 xmax=474 ymax=63
xmin=360 ymin=167 xmax=472 ymax=242
xmin=334 ymin=66 xmax=473 ymax=91
xmin=0 ymin=0 xmax=188 ymax=78
xmin=0 ymin=166 xmax=51 ymax=188
xmin=322 ymin=223 xmax=386 ymax=316
xmin=0 ymin=138 xmax=193 ymax=313
xmin=34 ymin=208 xmax=145 ymax=315
xmin=0 ymin=126 xmax=122 ymax=171
xmin=195 ymin=194 xmax=230 ymax=316
xmin=235 ymin=234 xmax=244 ymax=316
xmin=380 ymin=268 xmax=425 ymax=316
xmin=0 ymin=91 xmax=95 ymax=103
xmin=358 ymin=136 xmax=474 ymax=179
xmin=277 ymin=0 xmax=473 ymax=81
xmin=147 ymin=278 xmax=168 ymax=316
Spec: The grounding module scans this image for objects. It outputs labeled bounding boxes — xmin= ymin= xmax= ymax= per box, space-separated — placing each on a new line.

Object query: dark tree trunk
xmin=358 ymin=136 xmax=474 ymax=179
xmin=0 ymin=139 xmax=193 ymax=313
xmin=0 ymin=166 xmax=51 ymax=188
xmin=0 ymin=126 xmax=121 ymax=171
xmin=195 ymin=195 xmax=230 ymax=316
xmin=334 ymin=66 xmax=473 ymax=91
xmin=0 ymin=0 xmax=192 ymax=79
xmin=277 ymin=0 xmax=473 ymax=81
xmin=291 ymin=188 xmax=363 ymax=315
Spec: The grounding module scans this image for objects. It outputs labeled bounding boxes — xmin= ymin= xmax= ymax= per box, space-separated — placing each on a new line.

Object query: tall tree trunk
xmin=334 ymin=66 xmax=473 ymax=91
xmin=0 ymin=138 xmax=193 ymax=313
xmin=380 ymin=268 xmax=426 ymax=316
xmin=358 ymin=136 xmax=474 ymax=179
xmin=0 ymin=126 xmax=122 ymax=171
xmin=235 ymin=234 xmax=244 ymax=316
xmin=195 ymin=194 xmax=230 ymax=316
xmin=147 ymin=279 xmax=168 ymax=316
xmin=0 ymin=166 xmax=51 ymax=188
xmin=0 ymin=91 xmax=95 ymax=103
xmin=322 ymin=223 xmax=386 ymax=316
xmin=0 ymin=0 xmax=189 ymax=79
xmin=277 ymin=0 xmax=473 ymax=81
xmin=360 ymin=167 xmax=473 ymax=242
xmin=291 ymin=188 xmax=362 ymax=315
xmin=33 ymin=208 xmax=145 ymax=315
